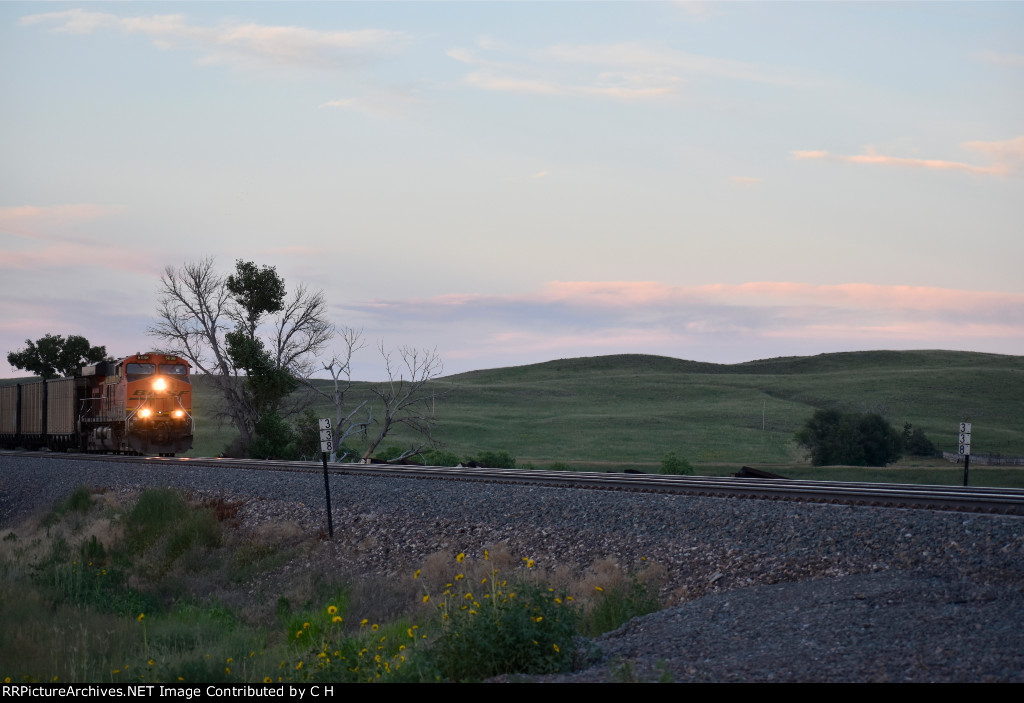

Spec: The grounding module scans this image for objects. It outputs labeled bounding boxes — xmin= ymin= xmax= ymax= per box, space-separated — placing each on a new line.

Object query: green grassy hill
xmin=187 ymin=350 xmax=1023 ymax=483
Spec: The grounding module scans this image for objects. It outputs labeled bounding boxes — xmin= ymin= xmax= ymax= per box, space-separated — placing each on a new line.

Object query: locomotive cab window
xmin=161 ymin=364 xmax=190 ymax=382
xmin=126 ymin=363 xmax=156 ymax=381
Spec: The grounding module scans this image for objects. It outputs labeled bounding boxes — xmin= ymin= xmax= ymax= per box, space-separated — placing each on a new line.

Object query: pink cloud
xmin=21 ymin=10 xmax=408 ymax=73
xmin=0 ymin=204 xmax=113 ymax=239
xmin=962 ymin=136 xmax=1024 ymax=165
xmin=792 ymin=146 xmax=1009 ymax=176
xmin=793 ymin=137 xmax=1024 ymax=177
xmin=365 ymin=281 xmax=1024 ymax=320
xmin=0 ymin=242 xmax=158 ymax=273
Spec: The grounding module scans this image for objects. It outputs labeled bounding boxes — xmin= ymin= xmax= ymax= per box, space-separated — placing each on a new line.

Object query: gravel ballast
xmin=2 ymin=454 xmax=1021 ymax=682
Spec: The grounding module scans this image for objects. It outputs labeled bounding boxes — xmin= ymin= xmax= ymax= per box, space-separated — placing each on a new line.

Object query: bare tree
xmin=361 ymin=344 xmax=445 ymax=462
xmin=305 ymin=327 xmax=373 ymax=461
xmin=148 ymin=257 xmax=333 ymax=451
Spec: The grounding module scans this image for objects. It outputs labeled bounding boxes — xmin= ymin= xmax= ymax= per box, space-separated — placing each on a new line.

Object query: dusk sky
xmin=3 ymin=1 xmax=1022 ymax=380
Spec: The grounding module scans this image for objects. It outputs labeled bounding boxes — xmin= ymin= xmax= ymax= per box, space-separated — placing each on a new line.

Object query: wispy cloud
xmin=0 ymin=242 xmax=157 ymax=273
xmin=793 ymin=136 xmax=1024 ymax=177
xmin=321 ymin=87 xmax=419 ymax=118
xmin=0 ymin=204 xmax=114 ymax=239
xmin=976 ymin=51 xmax=1024 ymax=68
xmin=447 ymin=37 xmax=809 ymax=101
xmin=20 ymin=9 xmax=409 ymax=73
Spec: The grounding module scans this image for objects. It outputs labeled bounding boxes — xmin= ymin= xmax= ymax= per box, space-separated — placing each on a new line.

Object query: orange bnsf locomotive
xmin=0 ymin=352 xmax=194 ymax=456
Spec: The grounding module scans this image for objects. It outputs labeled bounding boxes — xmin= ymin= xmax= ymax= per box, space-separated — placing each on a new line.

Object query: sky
xmin=2 ymin=1 xmax=1022 ymax=380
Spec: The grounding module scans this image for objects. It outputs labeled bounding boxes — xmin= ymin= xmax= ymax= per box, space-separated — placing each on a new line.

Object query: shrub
xmin=424 ymin=578 xmax=577 ymax=681
xmin=903 ymin=424 xmax=937 ymax=456
xmin=419 ymin=448 xmax=461 ymax=467
xmin=795 ymin=409 xmax=903 ymax=466
xmin=470 ymin=450 xmax=517 ymax=469
xmin=659 ymin=452 xmax=694 ymax=475
xmin=248 ymin=411 xmax=298 ymax=460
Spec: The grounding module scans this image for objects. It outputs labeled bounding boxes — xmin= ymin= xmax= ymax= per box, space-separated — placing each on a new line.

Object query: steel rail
xmin=3 ymin=450 xmax=1023 ymax=515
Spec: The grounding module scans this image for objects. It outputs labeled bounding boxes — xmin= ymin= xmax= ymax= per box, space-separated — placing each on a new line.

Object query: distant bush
xmin=419 ymin=448 xmax=461 ymax=466
xmin=796 ymin=409 xmax=902 ymax=466
xmin=903 ymin=423 xmax=937 ymax=456
xmin=469 ymin=450 xmax=517 ymax=469
xmin=659 ymin=452 xmax=694 ymax=475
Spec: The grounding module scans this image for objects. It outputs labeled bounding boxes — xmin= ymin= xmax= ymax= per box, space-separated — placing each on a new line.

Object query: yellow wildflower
xmin=148 ymin=659 xmax=155 ymax=667
xmin=371 ymin=623 xmax=379 ymax=631
xmin=595 ymin=586 xmax=604 ymax=592
xmin=360 ymin=618 xmax=369 ymax=627
xmin=264 ymin=677 xmax=273 ymax=684
xmin=422 ymin=595 xmax=429 ymax=603
xmin=137 ymin=613 xmax=145 ymax=622
xmin=526 ymin=559 xmax=535 ymax=568
xmin=456 ymin=553 xmax=465 ymax=563
xmin=455 ymin=574 xmax=464 ymax=581
xmin=553 ymin=644 xmax=560 ymax=653
xmin=327 ymin=605 xmax=338 ymax=615
xmin=303 ymin=622 xmax=310 ymax=629
xmin=484 ymin=549 xmax=489 ymax=560
xmin=333 ymin=616 xmax=342 ymax=623
xmin=414 ymin=569 xmax=421 ymax=579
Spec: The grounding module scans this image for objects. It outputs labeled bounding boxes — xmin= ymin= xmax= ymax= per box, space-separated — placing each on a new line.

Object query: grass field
xmin=6 ymin=349 xmax=1020 ymax=485
xmin=181 ymin=350 xmax=1024 ymax=487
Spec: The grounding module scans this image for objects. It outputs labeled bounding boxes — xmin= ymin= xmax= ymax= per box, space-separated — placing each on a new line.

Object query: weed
xmin=419 ymin=554 xmax=578 ymax=681
xmin=580 ymin=578 xmax=660 ymax=637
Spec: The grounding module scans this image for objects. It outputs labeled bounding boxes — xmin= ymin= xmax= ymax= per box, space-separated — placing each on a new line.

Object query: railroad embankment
xmin=2 ymin=454 xmax=1021 ymax=682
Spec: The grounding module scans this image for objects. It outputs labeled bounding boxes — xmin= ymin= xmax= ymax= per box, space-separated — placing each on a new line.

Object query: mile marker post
xmin=319 ymin=418 xmax=334 ymax=538
xmin=958 ymin=421 xmax=971 ymax=487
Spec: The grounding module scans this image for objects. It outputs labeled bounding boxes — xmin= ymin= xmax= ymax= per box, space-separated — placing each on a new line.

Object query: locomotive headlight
xmin=138 ymin=408 xmax=152 ymax=419
xmin=173 ymin=410 xmax=184 ymax=418
xmin=152 ymin=377 xmax=168 ymax=391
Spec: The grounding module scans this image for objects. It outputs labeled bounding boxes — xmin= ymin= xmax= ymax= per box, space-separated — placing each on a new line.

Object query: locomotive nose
xmin=152 ymin=377 xmax=168 ymax=391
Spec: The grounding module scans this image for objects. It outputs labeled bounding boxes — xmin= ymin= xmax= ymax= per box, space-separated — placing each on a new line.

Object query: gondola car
xmin=0 ymin=352 xmax=194 ymax=456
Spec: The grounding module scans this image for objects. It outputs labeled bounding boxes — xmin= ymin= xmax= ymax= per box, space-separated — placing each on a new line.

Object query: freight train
xmin=1 ymin=352 xmax=194 ymax=456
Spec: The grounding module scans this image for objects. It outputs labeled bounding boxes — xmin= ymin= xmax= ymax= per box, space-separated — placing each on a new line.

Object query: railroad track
xmin=3 ymin=450 xmax=1023 ymax=515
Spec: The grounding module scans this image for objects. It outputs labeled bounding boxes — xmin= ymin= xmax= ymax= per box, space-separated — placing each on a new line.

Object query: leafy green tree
xmin=7 ymin=334 xmax=107 ymax=378
xmin=795 ymin=409 xmax=903 ymax=466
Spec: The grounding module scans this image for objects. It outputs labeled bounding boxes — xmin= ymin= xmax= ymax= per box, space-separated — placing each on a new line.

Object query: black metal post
xmin=322 ymin=451 xmax=334 ymax=538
